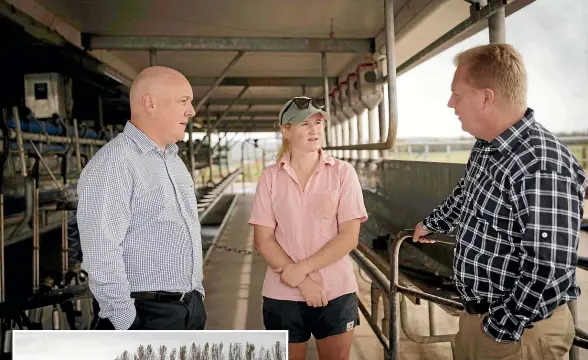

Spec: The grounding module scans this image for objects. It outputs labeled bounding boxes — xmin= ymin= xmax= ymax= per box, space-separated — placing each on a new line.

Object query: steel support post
xmin=384 ymin=0 xmax=399 ymax=354
xmin=350 ymin=115 xmax=358 ymax=160
xmin=488 ymin=2 xmax=506 ymax=43
xmin=321 ymin=52 xmax=331 ymax=147
xmin=188 ymin=117 xmax=195 ymax=181
xmin=377 ymin=59 xmax=388 ymax=159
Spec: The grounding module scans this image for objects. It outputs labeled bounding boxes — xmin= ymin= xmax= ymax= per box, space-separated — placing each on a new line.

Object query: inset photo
xmin=12 ymin=330 xmax=288 ymax=360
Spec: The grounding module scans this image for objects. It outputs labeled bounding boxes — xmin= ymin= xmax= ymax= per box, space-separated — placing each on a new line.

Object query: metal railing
xmin=351 ymin=228 xmax=588 ymax=360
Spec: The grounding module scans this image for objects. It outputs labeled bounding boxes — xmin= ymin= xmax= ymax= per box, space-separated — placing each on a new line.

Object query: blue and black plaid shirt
xmin=424 ymin=108 xmax=586 ymax=343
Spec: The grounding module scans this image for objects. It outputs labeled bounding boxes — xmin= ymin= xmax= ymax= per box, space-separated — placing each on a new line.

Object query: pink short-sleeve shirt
xmin=248 ymin=150 xmax=368 ymax=302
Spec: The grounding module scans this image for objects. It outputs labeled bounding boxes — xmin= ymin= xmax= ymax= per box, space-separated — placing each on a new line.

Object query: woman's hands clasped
xmin=274 ymin=263 xmax=328 ymax=307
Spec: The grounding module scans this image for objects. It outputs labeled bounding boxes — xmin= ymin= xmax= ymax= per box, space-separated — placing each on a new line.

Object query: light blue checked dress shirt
xmin=77 ymin=121 xmax=205 ymax=330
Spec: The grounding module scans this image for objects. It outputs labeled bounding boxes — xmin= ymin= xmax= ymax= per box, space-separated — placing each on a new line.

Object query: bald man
xmin=77 ymin=66 xmax=207 ymax=330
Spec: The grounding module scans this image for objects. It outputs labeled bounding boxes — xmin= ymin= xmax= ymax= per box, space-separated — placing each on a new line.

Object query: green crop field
xmin=388 ymin=145 xmax=588 ymax=166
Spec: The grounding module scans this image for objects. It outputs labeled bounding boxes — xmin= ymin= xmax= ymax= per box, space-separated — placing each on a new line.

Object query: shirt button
xmin=542 ymin=232 xmax=548 ymax=238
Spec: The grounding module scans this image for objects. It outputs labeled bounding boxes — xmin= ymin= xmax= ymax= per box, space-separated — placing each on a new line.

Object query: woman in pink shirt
xmin=249 ymin=97 xmax=368 ymax=360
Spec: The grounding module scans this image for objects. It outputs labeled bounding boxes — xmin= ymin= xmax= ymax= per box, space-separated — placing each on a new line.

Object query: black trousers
xmin=91 ymin=290 xmax=207 ymax=330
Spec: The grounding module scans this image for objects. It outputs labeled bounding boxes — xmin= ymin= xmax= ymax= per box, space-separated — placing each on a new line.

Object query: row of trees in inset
xmin=113 ymin=341 xmax=286 ymax=360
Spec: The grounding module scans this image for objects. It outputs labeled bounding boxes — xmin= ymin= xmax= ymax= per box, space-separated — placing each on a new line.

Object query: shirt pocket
xmin=176 ymin=179 xmax=199 ymax=219
xmin=313 ymin=190 xmax=339 ymax=241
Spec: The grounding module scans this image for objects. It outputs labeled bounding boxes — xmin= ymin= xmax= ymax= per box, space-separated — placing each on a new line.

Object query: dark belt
xmin=131 ymin=290 xmax=194 ymax=302
xmin=464 ymin=299 xmax=490 ymax=315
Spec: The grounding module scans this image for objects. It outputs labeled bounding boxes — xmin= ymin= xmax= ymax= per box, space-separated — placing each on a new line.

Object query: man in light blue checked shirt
xmin=77 ymin=66 xmax=206 ymax=330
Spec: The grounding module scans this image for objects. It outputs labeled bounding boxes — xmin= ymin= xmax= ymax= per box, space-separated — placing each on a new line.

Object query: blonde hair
xmin=454 ymin=43 xmax=527 ymax=111
xmin=276 ymin=124 xmax=291 ymax=162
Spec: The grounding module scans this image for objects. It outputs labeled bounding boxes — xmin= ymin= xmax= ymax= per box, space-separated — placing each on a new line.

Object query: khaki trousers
xmin=453 ymin=304 xmax=575 ymax=360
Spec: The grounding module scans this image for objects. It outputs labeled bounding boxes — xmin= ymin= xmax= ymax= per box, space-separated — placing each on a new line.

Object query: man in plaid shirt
xmin=414 ymin=43 xmax=585 ymax=359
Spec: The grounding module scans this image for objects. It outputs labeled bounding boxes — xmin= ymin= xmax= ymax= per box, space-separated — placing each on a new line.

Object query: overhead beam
xmin=195 ymin=111 xmax=277 ymax=118
xmin=188 ymin=76 xmax=336 ymax=87
xmin=196 ymin=98 xmax=290 ymax=106
xmin=193 ymin=121 xmax=277 ymax=132
xmin=82 ymin=35 xmax=375 ymax=53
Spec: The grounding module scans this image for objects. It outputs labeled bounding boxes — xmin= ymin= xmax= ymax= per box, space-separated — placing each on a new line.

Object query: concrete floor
xmin=202 ymin=192 xmax=588 ymax=359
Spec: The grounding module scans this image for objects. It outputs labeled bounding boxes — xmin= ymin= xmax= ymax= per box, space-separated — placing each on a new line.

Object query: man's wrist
xmin=422 ymin=220 xmax=434 ymax=233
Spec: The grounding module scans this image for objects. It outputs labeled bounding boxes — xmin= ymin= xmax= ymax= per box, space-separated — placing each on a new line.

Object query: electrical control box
xmin=24 ymin=73 xmax=72 ymax=119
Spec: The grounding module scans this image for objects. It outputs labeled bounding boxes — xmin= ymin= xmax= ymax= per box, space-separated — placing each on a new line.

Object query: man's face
xmin=447 ymin=65 xmax=488 ymax=138
xmin=155 ymin=77 xmax=195 ymax=144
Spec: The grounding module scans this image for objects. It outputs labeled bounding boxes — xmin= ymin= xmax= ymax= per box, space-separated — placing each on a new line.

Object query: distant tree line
xmin=113 ymin=341 xmax=286 ymax=360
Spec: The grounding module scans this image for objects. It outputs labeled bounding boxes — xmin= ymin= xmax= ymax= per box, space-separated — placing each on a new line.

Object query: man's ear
xmin=483 ymin=88 xmax=495 ymax=109
xmin=142 ymin=93 xmax=157 ymax=113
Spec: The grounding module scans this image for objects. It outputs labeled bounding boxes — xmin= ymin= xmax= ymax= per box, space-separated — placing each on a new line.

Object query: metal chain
xmin=209 ymin=243 xmax=259 ymax=255
xmin=202 ymin=240 xmax=259 ymax=255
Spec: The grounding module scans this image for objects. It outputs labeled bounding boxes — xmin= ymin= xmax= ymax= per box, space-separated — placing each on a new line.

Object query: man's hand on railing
xmin=413 ymin=222 xmax=435 ymax=243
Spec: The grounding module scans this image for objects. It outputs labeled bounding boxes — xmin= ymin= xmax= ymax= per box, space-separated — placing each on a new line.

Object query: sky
xmin=186 ymin=0 xmax=587 ymax=148
xmin=13 ymin=330 xmax=287 ymax=360
xmin=393 ymin=0 xmax=587 ymax=139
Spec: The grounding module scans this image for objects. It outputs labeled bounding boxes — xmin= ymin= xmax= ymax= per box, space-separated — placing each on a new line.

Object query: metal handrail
xmin=351 ymin=230 xmax=460 ymax=360
xmin=350 ymin=249 xmax=390 ymax=353
xmin=384 ymin=228 xmax=588 ymax=359
xmin=387 ymin=229 xmax=460 ymax=360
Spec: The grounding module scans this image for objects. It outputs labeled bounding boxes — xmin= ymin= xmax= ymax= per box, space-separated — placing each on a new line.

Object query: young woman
xmin=248 ymin=96 xmax=368 ymax=360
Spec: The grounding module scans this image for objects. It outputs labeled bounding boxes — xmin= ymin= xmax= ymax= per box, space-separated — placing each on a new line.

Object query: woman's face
xmin=282 ymin=113 xmax=326 ymax=154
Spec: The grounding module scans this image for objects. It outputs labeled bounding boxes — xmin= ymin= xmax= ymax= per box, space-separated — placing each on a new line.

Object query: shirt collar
xmin=278 ymin=148 xmax=335 ymax=169
xmin=489 ymin=107 xmax=535 ymax=156
xmin=123 ymin=121 xmax=179 ymax=156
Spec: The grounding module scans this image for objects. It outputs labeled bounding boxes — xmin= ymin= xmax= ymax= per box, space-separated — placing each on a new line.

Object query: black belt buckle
xmin=132 ymin=291 xmax=189 ymax=302
xmin=157 ymin=291 xmax=188 ymax=302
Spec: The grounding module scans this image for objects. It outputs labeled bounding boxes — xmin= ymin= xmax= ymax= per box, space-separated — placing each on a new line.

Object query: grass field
xmin=389 ymin=145 xmax=588 ymax=166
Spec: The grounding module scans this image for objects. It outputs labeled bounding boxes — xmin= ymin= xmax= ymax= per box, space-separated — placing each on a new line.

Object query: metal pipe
xmin=8 ymin=177 xmax=33 ymax=242
xmin=358 ymin=298 xmax=390 ymax=351
xmin=73 ymin=118 xmax=82 ymax=171
xmin=399 ymin=294 xmax=456 ymax=345
xmin=30 ymin=154 xmax=41 ymax=293
xmin=325 ymin=0 xmax=398 ymax=152
xmin=149 ymin=49 xmax=157 ymax=66
xmin=389 ymin=228 xmax=401 ymax=360
xmin=207 ymin=107 xmax=214 ymax=186
xmin=324 ymin=0 xmax=509 ymax=153
xmin=321 ymin=52 xmax=331 ymax=147
xmin=5 ymin=130 xmax=106 ymax=146
xmin=12 ymin=107 xmax=27 ymax=176
xmin=488 ymin=5 xmax=506 ymax=43
xmin=388 ymin=229 xmax=463 ymax=359
xmin=350 ymin=249 xmax=390 ymax=292
xmin=191 ymin=51 xmax=245 ymax=117
xmin=188 ymin=117 xmax=195 ymax=181
xmin=0 ymin=108 xmax=7 ymax=303
xmin=396 ymin=0 xmax=506 ymax=76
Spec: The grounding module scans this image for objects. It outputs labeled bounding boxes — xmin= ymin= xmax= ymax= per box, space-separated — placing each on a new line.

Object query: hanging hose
xmin=67 ymin=215 xmax=82 ymax=265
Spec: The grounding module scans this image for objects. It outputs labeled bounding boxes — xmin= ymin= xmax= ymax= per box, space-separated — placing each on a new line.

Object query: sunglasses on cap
xmin=279 ymin=96 xmax=327 ymax=125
